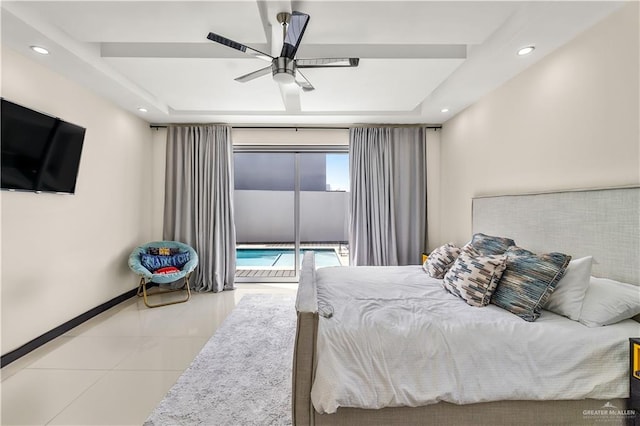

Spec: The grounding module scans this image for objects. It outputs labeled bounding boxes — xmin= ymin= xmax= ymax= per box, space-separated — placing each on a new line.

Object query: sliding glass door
xmin=234 ymin=153 xmax=296 ymax=278
xmin=299 ymin=153 xmax=350 ymax=269
xmin=234 ymin=148 xmax=349 ymax=281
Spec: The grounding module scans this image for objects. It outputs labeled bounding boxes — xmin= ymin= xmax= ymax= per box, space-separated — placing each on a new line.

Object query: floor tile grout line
xmin=42 ymin=368 xmax=111 ymax=426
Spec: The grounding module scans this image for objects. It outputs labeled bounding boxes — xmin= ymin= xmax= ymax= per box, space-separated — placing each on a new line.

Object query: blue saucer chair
xmin=128 ymin=240 xmax=199 ymax=308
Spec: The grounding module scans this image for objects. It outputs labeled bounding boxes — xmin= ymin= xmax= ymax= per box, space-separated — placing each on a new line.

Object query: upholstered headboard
xmin=472 ymin=187 xmax=639 ymax=286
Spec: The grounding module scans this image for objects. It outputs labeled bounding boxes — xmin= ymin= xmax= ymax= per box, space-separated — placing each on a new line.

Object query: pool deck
xmin=235 ymin=242 xmax=349 ymax=279
xmin=235 ymin=268 xmax=297 ymax=278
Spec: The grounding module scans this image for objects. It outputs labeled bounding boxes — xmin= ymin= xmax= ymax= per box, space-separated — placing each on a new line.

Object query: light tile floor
xmin=0 ymin=283 xmax=297 ymax=425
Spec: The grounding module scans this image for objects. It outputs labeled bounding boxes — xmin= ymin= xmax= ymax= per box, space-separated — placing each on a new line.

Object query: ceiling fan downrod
xmin=274 ymin=12 xmax=295 ymax=84
xmin=276 ymin=12 xmax=291 ymax=41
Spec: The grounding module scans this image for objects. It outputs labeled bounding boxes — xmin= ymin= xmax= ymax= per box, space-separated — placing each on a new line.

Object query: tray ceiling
xmin=0 ymin=1 xmax=624 ymax=125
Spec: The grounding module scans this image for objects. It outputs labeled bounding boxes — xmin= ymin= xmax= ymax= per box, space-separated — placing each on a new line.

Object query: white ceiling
xmin=1 ymin=1 xmax=625 ymax=125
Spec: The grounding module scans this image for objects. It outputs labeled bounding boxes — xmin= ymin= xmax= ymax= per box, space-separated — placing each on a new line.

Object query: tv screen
xmin=1 ymin=99 xmax=85 ymax=194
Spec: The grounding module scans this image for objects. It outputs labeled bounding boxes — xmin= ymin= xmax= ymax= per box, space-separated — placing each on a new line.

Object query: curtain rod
xmin=150 ymin=124 xmax=442 ymax=130
xmin=149 ymin=125 xmax=349 ymax=130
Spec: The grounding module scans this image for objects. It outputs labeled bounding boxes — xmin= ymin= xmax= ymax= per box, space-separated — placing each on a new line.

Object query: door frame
xmin=233 ymin=145 xmax=348 ymax=282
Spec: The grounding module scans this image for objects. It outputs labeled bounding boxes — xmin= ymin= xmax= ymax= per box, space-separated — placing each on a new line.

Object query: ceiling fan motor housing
xmin=272 ymin=57 xmax=296 ymax=84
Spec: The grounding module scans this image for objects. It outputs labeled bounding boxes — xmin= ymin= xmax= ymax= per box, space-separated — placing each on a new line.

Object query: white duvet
xmin=310 ymin=265 xmax=640 ymax=414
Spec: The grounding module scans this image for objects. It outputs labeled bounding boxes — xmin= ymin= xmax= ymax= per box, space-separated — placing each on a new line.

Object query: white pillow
xmin=544 ymin=256 xmax=592 ymax=320
xmin=578 ymin=276 xmax=640 ymax=327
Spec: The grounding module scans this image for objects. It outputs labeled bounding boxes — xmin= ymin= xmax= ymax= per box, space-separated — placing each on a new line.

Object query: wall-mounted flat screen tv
xmin=1 ymin=99 xmax=86 ymax=194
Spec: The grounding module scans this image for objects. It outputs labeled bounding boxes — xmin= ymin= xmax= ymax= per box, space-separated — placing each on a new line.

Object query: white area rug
xmin=145 ymin=293 xmax=296 ymax=426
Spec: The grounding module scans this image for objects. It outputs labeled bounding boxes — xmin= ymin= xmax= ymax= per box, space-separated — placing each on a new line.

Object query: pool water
xmin=236 ymin=248 xmax=341 ymax=268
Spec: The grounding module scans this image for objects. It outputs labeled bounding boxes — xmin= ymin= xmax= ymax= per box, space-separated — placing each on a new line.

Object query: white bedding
xmin=310 ymin=265 xmax=640 ymax=414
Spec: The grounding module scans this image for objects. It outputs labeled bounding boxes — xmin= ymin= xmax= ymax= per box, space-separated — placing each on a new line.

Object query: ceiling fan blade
xmin=295 ymin=70 xmax=315 ymax=92
xmin=296 ymin=58 xmax=360 ymax=68
xmin=279 ymin=83 xmax=301 ymax=112
xmin=234 ymin=66 xmax=272 ymax=83
xmin=206 ymin=32 xmax=273 ymax=62
xmin=280 ymin=11 xmax=310 ymax=59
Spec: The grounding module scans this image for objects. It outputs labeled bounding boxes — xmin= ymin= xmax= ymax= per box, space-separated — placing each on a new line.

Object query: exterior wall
xmin=1 ymin=46 xmax=157 ymax=354
xmin=438 ymin=3 xmax=639 ymax=247
xmin=235 ymin=190 xmax=348 ymax=243
xmin=234 ymin=153 xmax=327 ymax=191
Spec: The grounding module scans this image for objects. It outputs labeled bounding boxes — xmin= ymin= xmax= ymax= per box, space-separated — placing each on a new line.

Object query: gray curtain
xmin=349 ymin=127 xmax=427 ymax=266
xmin=163 ymin=125 xmax=236 ymax=292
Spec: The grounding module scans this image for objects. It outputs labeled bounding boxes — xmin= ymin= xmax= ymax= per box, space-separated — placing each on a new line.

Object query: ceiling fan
xmin=206 ymin=11 xmax=359 ymax=92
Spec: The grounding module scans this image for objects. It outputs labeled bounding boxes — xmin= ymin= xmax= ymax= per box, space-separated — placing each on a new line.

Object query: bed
xmin=292 ymin=186 xmax=640 ymax=425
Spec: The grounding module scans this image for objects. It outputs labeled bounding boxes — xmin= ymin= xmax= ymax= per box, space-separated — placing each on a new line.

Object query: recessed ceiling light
xmin=30 ymin=46 xmax=49 ymax=55
xmin=517 ymin=45 xmax=535 ymax=56
xmin=137 ymin=107 xmax=148 ymax=113
xmin=441 ymin=108 xmax=449 ymax=113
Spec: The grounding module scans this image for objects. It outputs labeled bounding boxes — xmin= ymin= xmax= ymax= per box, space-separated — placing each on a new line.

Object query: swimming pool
xmin=236 ymin=248 xmax=342 ymax=268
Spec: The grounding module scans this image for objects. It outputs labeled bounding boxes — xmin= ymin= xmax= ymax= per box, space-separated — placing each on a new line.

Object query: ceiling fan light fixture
xmin=273 ymin=72 xmax=296 ymax=85
xmin=517 ymin=45 xmax=535 ymax=56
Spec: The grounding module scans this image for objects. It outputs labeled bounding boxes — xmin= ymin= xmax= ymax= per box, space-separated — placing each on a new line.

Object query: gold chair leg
xmin=137 ymin=277 xmax=146 ymax=297
xmin=138 ymin=276 xmax=191 ymax=308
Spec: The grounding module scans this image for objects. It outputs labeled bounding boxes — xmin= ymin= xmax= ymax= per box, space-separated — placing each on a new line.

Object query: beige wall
xmin=1 ymin=47 xmax=158 ymax=354
xmin=232 ymin=127 xmax=349 ymax=145
xmin=438 ymin=3 xmax=639 ymax=247
xmin=425 ymin=129 xmax=441 ymax=251
xmin=151 ymin=128 xmax=167 ymax=236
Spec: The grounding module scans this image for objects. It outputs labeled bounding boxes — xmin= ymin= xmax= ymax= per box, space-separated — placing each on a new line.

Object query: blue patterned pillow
xmin=491 ymin=246 xmax=571 ymax=321
xmin=140 ymin=252 xmax=190 ymax=272
xmin=470 ymin=233 xmax=516 ymax=256
xmin=443 ymin=247 xmax=507 ymax=307
xmin=147 ymin=246 xmax=180 ymax=256
xmin=424 ymin=243 xmax=461 ymax=279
